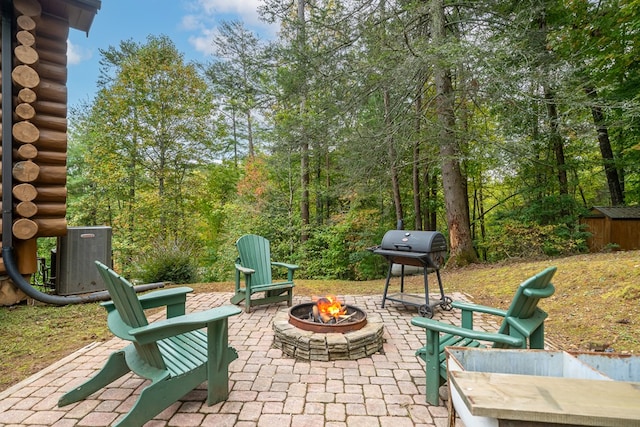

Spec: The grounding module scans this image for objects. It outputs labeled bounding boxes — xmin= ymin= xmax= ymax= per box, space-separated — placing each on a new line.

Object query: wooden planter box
xmin=446 ymin=347 xmax=640 ymax=427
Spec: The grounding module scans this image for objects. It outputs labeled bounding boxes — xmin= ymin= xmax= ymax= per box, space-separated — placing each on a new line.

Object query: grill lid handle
xmin=393 ymin=243 xmax=412 ymax=250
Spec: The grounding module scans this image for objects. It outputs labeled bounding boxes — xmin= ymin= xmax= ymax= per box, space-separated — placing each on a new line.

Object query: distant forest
xmin=67 ymin=0 xmax=640 ymax=282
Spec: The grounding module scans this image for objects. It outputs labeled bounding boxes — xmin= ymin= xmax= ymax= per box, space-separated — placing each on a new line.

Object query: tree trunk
xmin=423 ymin=169 xmax=438 ymax=231
xmin=300 ymin=125 xmax=310 ymax=243
xmin=325 ymin=152 xmax=331 ymax=222
xmin=413 ymin=95 xmax=422 ymax=231
xmin=246 ymin=108 xmax=254 ymax=158
xmin=430 ymin=0 xmax=476 ymax=266
xmin=298 ymin=0 xmax=309 ymax=243
xmin=314 ymin=148 xmax=323 ymax=225
xmin=383 ymin=89 xmax=403 ymax=225
xmin=585 ymin=87 xmax=624 ymax=205
xmin=544 ymin=86 xmax=568 ymax=195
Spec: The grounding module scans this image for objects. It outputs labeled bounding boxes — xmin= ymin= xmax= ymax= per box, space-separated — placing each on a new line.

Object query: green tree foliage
xmin=205 ymin=21 xmax=269 ymax=163
xmin=67 ymin=1 xmax=640 ymax=280
xmin=68 ymin=36 xmax=217 ymax=276
xmin=548 ymin=0 xmax=640 ymax=205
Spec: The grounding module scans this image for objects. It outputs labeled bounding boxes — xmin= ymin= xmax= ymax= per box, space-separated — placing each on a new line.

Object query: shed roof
xmin=586 ymin=206 xmax=640 ymax=219
xmin=41 ymin=0 xmax=101 ymax=34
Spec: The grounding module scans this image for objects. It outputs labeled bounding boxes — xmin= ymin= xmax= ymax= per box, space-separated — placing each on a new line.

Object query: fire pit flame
xmin=313 ymin=295 xmax=346 ymax=323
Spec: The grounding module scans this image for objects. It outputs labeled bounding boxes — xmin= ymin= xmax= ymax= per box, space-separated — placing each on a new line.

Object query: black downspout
xmin=1 ymin=0 xmax=13 ymax=247
xmin=1 ymin=2 xmax=160 ymax=305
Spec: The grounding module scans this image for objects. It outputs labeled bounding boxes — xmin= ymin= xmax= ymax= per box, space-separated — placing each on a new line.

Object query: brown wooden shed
xmin=580 ymin=206 xmax=640 ymax=252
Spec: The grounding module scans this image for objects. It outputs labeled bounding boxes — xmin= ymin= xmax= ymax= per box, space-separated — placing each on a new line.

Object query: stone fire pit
xmin=272 ymin=304 xmax=384 ymax=361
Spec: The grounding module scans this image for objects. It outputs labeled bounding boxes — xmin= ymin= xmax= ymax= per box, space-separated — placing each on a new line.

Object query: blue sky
xmin=66 ymin=0 xmax=275 ymax=107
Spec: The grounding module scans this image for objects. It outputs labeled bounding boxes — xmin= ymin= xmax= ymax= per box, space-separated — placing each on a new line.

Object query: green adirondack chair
xmin=411 ymin=266 xmax=557 ymax=405
xmin=231 ymin=234 xmax=298 ymax=312
xmin=58 ymin=261 xmax=241 ymax=427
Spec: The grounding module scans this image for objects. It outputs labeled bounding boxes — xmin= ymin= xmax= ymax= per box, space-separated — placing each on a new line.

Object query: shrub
xmin=478 ymin=220 xmax=589 ymax=261
xmin=298 ymin=209 xmax=391 ymax=280
xmin=138 ymin=239 xmax=199 ymax=284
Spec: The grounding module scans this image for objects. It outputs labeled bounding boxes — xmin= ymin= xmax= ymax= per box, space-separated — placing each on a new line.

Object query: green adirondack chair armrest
xmin=271 ymin=261 xmax=299 ymax=270
xmin=271 ymin=262 xmax=299 ymax=281
xmin=235 ymin=264 xmax=255 ymax=275
xmin=129 ymin=305 xmax=242 ymax=345
xmin=104 ymin=310 xmax=138 ymax=341
xmin=411 ymin=317 xmax=524 ymax=348
xmin=505 ymin=308 xmax=548 ymax=337
xmin=452 ymin=300 xmax=508 ymax=317
xmin=451 ymin=300 xmax=508 ymax=329
xmin=102 ymin=286 xmax=194 ymax=317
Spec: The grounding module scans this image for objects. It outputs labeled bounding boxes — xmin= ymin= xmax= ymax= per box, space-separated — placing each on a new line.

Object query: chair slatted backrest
xmin=95 ymin=261 xmax=166 ymax=369
xmin=236 ymin=234 xmax=272 ymax=286
xmin=495 ymin=266 xmax=557 ymax=344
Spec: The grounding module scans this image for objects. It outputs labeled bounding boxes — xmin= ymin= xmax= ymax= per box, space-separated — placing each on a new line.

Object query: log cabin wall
xmin=0 ymin=0 xmax=100 ymax=303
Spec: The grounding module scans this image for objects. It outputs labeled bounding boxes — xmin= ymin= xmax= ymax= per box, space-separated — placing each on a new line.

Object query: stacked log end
xmin=1 ymin=0 xmax=69 ymax=276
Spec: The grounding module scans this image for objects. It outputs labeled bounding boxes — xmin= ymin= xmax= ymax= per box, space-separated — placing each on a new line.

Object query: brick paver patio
xmin=0 ymin=291 xmax=497 ymax=426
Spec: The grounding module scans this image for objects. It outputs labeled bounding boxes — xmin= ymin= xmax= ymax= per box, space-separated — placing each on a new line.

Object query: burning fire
xmin=313 ymin=295 xmax=346 ymax=321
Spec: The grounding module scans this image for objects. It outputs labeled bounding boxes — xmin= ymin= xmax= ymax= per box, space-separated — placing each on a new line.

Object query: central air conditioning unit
xmin=55 ymin=226 xmax=112 ymax=295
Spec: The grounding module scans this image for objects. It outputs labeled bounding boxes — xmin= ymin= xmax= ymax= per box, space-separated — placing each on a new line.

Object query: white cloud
xmin=188 ymin=30 xmax=217 ymax=56
xmin=181 ymin=14 xmax=202 ymax=32
xmin=67 ymin=40 xmax=92 ymax=65
xmin=184 ymin=0 xmax=276 ymax=56
xmin=194 ymin=0 xmax=264 ymax=25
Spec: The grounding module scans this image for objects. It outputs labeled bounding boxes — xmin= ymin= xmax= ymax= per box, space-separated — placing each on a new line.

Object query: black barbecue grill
xmin=369 ymin=230 xmax=452 ymax=318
